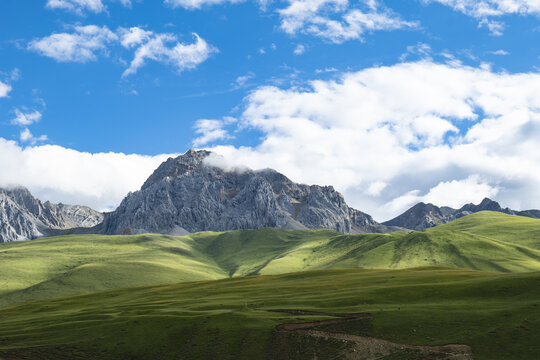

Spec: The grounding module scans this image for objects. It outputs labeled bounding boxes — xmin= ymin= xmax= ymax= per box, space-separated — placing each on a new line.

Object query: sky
xmin=1 ymin=0 xmax=540 ymax=221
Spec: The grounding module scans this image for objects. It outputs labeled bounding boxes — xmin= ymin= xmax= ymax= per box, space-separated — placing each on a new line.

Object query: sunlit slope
xmin=0 ymin=268 xmax=538 ymax=360
xmin=0 ymin=234 xmax=228 ymax=306
xmin=1 ymin=211 xmax=539 ymax=307
xmin=0 ymin=229 xmax=337 ymax=307
xmin=260 ymin=211 xmax=540 ymax=274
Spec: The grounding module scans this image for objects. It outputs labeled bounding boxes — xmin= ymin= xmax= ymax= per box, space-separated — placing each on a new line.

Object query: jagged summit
xmin=142 ymin=149 xmax=212 ymax=190
xmin=459 ymin=197 xmax=510 ymax=214
xmin=101 ymin=149 xmax=393 ymax=235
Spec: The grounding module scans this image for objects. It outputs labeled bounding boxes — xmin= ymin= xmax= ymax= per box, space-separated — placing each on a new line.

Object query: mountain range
xmin=383 ymin=198 xmax=540 ymax=231
xmin=0 ymin=149 xmax=537 ymax=243
xmin=0 ymin=187 xmax=103 ymax=243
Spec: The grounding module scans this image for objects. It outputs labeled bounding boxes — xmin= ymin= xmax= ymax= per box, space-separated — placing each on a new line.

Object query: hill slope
xmin=0 ymin=267 xmax=538 ymax=360
xmin=1 ymin=211 xmax=539 ymax=308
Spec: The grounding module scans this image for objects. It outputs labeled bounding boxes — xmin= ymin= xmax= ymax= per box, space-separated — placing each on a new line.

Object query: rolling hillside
xmin=0 ymin=267 xmax=538 ymax=359
xmin=1 ymin=211 xmax=539 ymax=308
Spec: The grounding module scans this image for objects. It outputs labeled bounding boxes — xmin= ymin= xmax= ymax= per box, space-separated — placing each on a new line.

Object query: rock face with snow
xmin=0 ymin=187 xmax=103 ymax=243
xmin=383 ymin=197 xmax=539 ymax=231
xmin=101 ymin=149 xmax=393 ymax=235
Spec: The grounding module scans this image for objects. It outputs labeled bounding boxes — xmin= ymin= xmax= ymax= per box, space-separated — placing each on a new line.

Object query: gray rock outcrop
xmin=101 ymin=149 xmax=394 ymax=235
xmin=0 ymin=187 xmax=103 ymax=243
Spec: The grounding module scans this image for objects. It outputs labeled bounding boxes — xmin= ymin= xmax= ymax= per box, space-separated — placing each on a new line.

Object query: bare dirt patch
xmin=269 ymin=309 xmax=473 ymax=360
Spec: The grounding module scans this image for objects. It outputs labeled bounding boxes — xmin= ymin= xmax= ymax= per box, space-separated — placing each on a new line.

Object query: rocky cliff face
xmin=383 ymin=197 xmax=539 ymax=231
xmin=101 ymin=149 xmax=393 ymax=235
xmin=0 ymin=187 xmax=103 ymax=243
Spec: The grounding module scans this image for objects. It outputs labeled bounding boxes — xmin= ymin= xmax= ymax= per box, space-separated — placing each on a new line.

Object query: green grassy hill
xmin=0 ymin=267 xmax=538 ymax=360
xmin=1 ymin=211 xmax=539 ymax=307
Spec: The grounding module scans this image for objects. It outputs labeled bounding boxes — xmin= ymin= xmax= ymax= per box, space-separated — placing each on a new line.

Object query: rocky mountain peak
xmin=142 ymin=149 xmax=211 ymax=190
xmin=102 ymin=149 xmax=395 ymax=235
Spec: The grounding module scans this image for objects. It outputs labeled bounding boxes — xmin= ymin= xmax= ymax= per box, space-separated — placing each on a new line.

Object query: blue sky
xmin=1 ymin=0 xmax=540 ymax=220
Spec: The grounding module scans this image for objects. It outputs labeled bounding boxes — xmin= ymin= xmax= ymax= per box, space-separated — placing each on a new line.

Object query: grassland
xmin=1 ymin=211 xmax=539 ymax=308
xmin=0 ymin=267 xmax=538 ymax=359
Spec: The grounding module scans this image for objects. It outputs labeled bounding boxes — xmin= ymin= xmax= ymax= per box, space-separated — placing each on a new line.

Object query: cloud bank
xmin=199 ymin=60 xmax=540 ymax=220
xmin=0 ymin=138 xmax=173 ymax=211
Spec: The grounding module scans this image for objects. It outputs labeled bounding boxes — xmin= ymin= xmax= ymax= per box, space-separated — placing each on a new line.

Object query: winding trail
xmin=270 ymin=309 xmax=474 ymax=360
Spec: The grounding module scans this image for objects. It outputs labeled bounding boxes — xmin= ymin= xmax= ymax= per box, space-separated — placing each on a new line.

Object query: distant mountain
xmin=101 ymin=149 xmax=396 ymax=235
xmin=383 ymin=197 xmax=539 ymax=230
xmin=0 ymin=187 xmax=103 ymax=243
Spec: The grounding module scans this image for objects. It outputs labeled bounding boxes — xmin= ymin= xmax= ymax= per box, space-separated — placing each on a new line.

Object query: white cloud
xmin=279 ymin=0 xmax=418 ymax=43
xmin=28 ymin=26 xmax=215 ymax=76
xmin=120 ymin=30 xmax=217 ymax=77
xmin=164 ymin=0 xmax=244 ymax=9
xmin=425 ymin=0 xmax=540 ymax=35
xmin=400 ymin=42 xmax=432 ymax=61
xmin=19 ymin=129 xmax=48 ymax=145
xmin=367 ymin=181 xmax=387 ymax=196
xmin=46 ymin=0 xmax=132 ymax=14
xmin=11 ymin=109 xmax=43 ymax=126
xmin=0 ymin=81 xmax=11 ymax=98
xmin=294 ymin=44 xmax=306 ymax=55
xmin=315 ymin=67 xmax=338 ymax=73
xmin=118 ymin=27 xmax=153 ymax=48
xmin=387 ymin=175 xmax=499 ymax=211
xmin=28 ymin=25 xmax=118 ymax=63
xmin=193 ymin=117 xmax=236 ymax=147
xmin=479 ymin=18 xmax=505 ymax=35
xmin=200 ymin=60 xmax=540 ymax=220
xmin=490 ymin=49 xmax=509 ymax=55
xmin=235 ymin=72 xmax=255 ymax=87
xmin=0 ymin=138 xmax=173 ymax=211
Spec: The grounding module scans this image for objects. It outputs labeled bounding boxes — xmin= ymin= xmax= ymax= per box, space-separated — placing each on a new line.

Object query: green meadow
xmin=0 ymin=211 xmax=539 ymax=359
xmin=0 ymin=268 xmax=538 ymax=359
xmin=1 ymin=211 xmax=539 ymax=307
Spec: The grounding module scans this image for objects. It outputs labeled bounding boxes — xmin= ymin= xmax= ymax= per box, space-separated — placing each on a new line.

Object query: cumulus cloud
xmin=279 ymin=0 xmax=418 ymax=43
xmin=119 ymin=29 xmax=216 ymax=77
xmin=11 ymin=109 xmax=43 ymax=126
xmin=199 ymin=60 xmax=540 ymax=220
xmin=28 ymin=26 xmax=215 ymax=76
xmin=19 ymin=129 xmax=48 ymax=145
xmin=28 ymin=25 xmax=118 ymax=63
xmin=0 ymin=81 xmax=11 ymax=98
xmin=0 ymin=138 xmax=174 ymax=211
xmin=46 ymin=0 xmax=132 ymax=14
xmin=425 ymin=0 xmax=540 ymax=35
xmin=193 ymin=117 xmax=236 ymax=147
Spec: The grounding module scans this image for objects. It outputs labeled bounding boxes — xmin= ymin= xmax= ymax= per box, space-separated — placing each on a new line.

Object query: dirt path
xmin=270 ymin=309 xmax=474 ymax=360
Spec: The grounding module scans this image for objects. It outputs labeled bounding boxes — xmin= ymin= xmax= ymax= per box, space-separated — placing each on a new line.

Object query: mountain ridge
xmin=0 ymin=187 xmax=103 ymax=243
xmin=383 ymin=197 xmax=539 ymax=230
